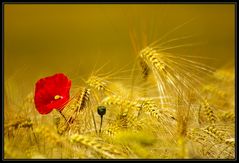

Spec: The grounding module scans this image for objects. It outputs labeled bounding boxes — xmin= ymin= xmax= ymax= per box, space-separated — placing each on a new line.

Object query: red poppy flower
xmin=34 ymin=73 xmax=72 ymax=114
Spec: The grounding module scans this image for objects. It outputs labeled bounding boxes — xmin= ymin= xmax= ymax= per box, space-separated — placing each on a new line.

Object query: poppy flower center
xmin=54 ymin=95 xmax=63 ymax=100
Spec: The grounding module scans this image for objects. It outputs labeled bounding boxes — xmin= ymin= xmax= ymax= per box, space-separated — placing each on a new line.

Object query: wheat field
xmin=3 ymin=4 xmax=235 ymax=159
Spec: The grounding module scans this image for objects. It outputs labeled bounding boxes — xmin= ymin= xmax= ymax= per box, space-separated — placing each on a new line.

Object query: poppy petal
xmin=34 ymin=73 xmax=71 ymax=115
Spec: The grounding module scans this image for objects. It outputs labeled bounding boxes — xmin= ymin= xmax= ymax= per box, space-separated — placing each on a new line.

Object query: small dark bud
xmin=97 ymin=106 xmax=106 ymax=116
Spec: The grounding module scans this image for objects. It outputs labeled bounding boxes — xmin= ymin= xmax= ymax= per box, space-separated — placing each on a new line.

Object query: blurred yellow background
xmin=4 ymin=4 xmax=235 ymax=97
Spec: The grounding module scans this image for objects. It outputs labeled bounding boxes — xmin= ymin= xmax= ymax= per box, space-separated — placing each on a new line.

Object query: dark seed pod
xmin=97 ymin=106 xmax=106 ymax=116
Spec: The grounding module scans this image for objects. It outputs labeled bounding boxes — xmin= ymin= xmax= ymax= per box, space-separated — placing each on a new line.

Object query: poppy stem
xmin=99 ymin=115 xmax=103 ymax=134
xmin=58 ymin=110 xmax=67 ymax=122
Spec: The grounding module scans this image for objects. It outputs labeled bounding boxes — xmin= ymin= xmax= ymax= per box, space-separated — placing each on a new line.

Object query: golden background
xmin=4 ymin=4 xmax=235 ymax=97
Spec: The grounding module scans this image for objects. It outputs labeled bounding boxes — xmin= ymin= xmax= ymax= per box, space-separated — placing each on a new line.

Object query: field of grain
xmin=3 ymin=4 xmax=235 ymax=159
